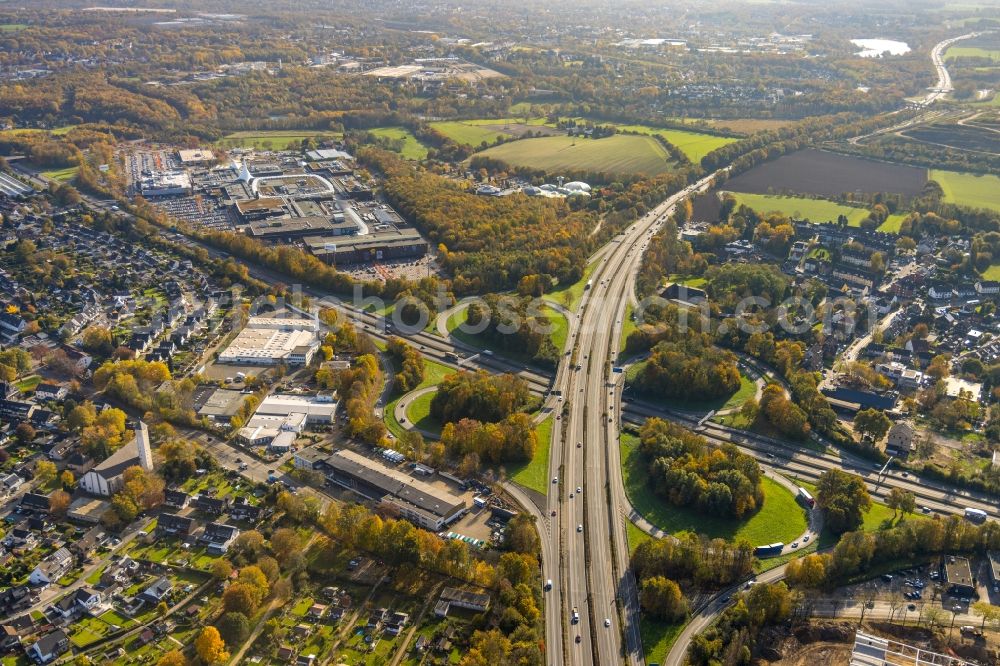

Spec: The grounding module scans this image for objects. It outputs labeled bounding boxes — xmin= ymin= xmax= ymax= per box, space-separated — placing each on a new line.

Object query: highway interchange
xmin=12 ymin=31 xmax=1000 ymax=664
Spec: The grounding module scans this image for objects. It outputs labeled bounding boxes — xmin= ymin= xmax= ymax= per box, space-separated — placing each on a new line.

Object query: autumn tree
xmin=886 ymin=488 xmax=916 ymax=516
xmin=640 ymin=576 xmax=688 ymax=621
xmin=853 ymin=408 xmax=891 ymax=442
xmin=211 ymin=559 xmax=233 ymax=581
xmin=816 ymin=469 xmax=872 ymax=534
xmin=195 ymin=626 xmax=229 ymax=665
xmin=155 ymin=651 xmax=187 ymax=666
xmin=49 ymin=490 xmax=71 ymax=517
xmin=35 ymin=459 xmax=56 ymax=483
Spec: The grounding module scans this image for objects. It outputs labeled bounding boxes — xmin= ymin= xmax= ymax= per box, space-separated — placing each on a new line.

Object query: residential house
xmin=385 ymin=611 xmax=409 ymax=636
xmin=0 ymin=473 xmax=23 ymax=492
xmin=141 ymin=577 xmax=173 ymax=604
xmin=367 ymin=607 xmax=388 ymax=631
xmin=72 ymin=588 xmax=102 ymax=614
xmin=200 ymin=522 xmax=239 ymax=554
xmin=19 ymin=492 xmax=50 ymax=514
xmin=26 ymin=629 xmax=68 ymax=664
xmin=157 ymin=513 xmax=195 ymax=538
xmin=29 ymin=547 xmax=73 ymax=586
xmin=229 ymin=498 xmax=262 ymax=523
xmin=70 ymin=527 xmax=106 ymax=559
xmin=976 ymin=280 xmax=1000 ymax=297
xmin=33 ymin=384 xmax=67 ymax=402
xmin=163 ymin=490 xmax=190 ymax=510
xmin=191 ymin=495 xmax=229 ymax=516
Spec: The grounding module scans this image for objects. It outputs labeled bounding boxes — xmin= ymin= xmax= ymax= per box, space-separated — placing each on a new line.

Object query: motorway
xmin=548 ymin=171 xmax=722 ymax=666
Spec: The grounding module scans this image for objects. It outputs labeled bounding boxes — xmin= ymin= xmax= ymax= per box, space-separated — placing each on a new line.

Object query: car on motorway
xmin=577 ymin=524 xmax=583 ymax=532
xmin=576 ymin=486 xmax=582 ymax=494
xmin=604 ymin=618 xmax=611 ymax=627
xmin=802 ymin=535 xmax=810 ymax=543
xmin=577 ymin=441 xmax=582 ymax=448
xmin=921 ymin=506 xmax=932 ymax=514
xmin=571 ymin=607 xmax=579 ymax=624
xmin=544 ymin=579 xmax=552 ymax=590
xmin=575 ymin=635 xmax=581 ymax=643
xmin=551 ymin=510 xmax=557 ymax=516
xmin=552 ymin=477 xmax=558 ymax=484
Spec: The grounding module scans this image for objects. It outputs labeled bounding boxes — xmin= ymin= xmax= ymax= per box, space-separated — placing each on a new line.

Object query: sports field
xmin=930 ymin=169 xmax=1000 ymax=212
xmin=726 ymin=192 xmax=874 ymax=226
xmin=216 ymin=130 xmax=340 ymax=150
xmin=475 ymin=134 xmax=675 ymax=176
xmin=431 ymin=121 xmax=510 ymax=146
xmin=368 ymin=126 xmax=429 ymax=160
xmin=616 ymin=124 xmax=739 ymax=162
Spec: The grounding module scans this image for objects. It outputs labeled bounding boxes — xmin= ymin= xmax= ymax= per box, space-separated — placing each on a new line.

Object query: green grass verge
xmin=508 ymin=416 xmax=553 ymax=494
xmin=42 ymin=166 xmax=79 ymax=182
xmin=620 ymin=433 xmax=807 ymax=546
xmin=620 ymin=302 xmax=637 ymax=354
xmin=639 ymin=617 xmax=686 ymax=666
xmin=543 ymin=260 xmax=597 ymax=312
xmin=216 ymin=130 xmax=341 ymax=150
xmin=368 ymin=126 xmax=429 ymax=160
xmin=474 ymin=134 xmax=677 ymax=177
xmin=615 ymin=124 xmax=739 ymax=163
xmin=931 ymin=169 xmax=1000 ymax=213
xmin=405 ymin=389 xmax=442 ymax=436
xmin=384 ymin=357 xmax=456 ymax=439
xmin=726 ymin=192 xmax=874 ymax=226
xmin=0 ymin=24 xmax=28 ymax=32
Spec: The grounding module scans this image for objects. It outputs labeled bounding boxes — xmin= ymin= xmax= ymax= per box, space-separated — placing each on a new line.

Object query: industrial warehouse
xmin=296 ymin=448 xmax=468 ymax=531
xmin=216 ymin=316 xmax=320 ymax=366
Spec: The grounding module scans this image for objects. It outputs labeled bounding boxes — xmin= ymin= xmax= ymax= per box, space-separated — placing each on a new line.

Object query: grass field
xmin=430 ymin=120 xmax=511 ymax=146
xmin=616 ymin=124 xmax=739 ymax=163
xmin=369 ymin=126 xmax=429 ymax=160
xmin=216 ymin=130 xmax=340 ymax=150
xmin=726 ymin=192 xmax=873 ymax=226
xmin=877 ymin=213 xmax=909 ymax=233
xmin=508 ymin=416 xmax=553 ymax=494
xmin=0 ymin=24 xmax=27 ymax=32
xmin=475 ymin=134 xmax=675 ymax=177
xmin=931 ymin=169 xmax=1000 ymax=212
xmin=42 ymin=166 xmax=79 ymax=182
xmin=946 ymin=46 xmax=1000 ymax=61
xmin=620 ymin=433 xmax=808 ymax=545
